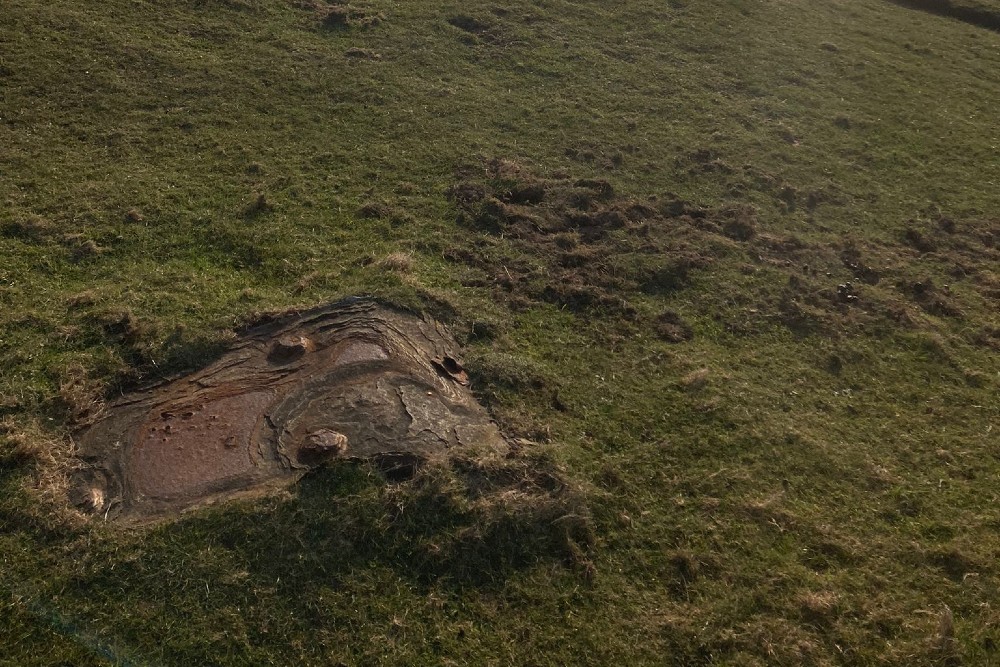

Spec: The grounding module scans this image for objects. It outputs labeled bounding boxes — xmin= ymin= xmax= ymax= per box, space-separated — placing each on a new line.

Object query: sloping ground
xmin=890 ymin=0 xmax=1000 ymax=30
xmin=71 ymin=298 xmax=509 ymax=520
xmin=1 ymin=0 xmax=999 ymax=664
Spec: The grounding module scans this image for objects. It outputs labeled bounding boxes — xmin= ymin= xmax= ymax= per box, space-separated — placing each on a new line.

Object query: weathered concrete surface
xmin=70 ymin=298 xmax=507 ymax=520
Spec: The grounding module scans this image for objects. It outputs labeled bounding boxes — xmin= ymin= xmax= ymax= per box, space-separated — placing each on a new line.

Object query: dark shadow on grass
xmin=228 ymin=461 xmax=591 ymax=591
xmin=0 ymin=455 xmax=597 ymax=664
xmin=65 ymin=458 xmax=593 ymax=625
xmin=888 ymin=0 xmax=1000 ymax=31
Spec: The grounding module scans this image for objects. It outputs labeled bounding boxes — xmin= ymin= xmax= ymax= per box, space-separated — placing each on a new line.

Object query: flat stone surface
xmin=70 ymin=297 xmax=507 ymax=520
xmin=131 ymin=391 xmax=274 ymax=499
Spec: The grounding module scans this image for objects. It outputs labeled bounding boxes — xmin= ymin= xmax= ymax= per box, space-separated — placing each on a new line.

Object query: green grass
xmin=2 ymin=0 xmax=1000 ymax=664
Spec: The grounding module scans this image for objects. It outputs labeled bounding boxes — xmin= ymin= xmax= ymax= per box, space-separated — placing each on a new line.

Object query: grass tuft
xmin=378 ymin=251 xmax=414 ymax=273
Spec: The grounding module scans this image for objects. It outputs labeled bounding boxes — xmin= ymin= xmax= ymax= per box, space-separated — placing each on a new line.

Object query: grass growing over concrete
xmin=1 ymin=0 xmax=999 ymax=664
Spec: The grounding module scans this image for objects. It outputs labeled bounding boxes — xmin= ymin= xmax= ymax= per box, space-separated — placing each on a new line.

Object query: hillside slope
xmin=2 ymin=0 xmax=999 ymax=664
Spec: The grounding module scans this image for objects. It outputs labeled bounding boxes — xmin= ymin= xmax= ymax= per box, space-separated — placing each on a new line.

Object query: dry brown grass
xmin=1 ymin=418 xmax=87 ymax=529
xmin=57 ymin=364 xmax=106 ymax=425
xmin=678 ymin=368 xmax=711 ymax=391
xmin=798 ymin=591 xmax=840 ymax=621
xmin=379 ymin=251 xmax=414 ymax=273
xmin=930 ymin=605 xmax=961 ymax=665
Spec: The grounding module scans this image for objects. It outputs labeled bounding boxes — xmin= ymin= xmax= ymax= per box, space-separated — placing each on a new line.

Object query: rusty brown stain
xmin=130 ymin=391 xmax=273 ymax=500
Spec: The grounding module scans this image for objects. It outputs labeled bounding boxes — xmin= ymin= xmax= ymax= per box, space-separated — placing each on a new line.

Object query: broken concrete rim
xmin=70 ymin=297 xmax=508 ymax=521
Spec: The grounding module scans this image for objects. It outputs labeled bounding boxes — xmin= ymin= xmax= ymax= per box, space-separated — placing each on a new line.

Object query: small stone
xmin=270 ymin=335 xmax=314 ymax=362
xmin=299 ymin=430 xmax=349 ymax=463
xmin=89 ymin=487 xmax=105 ymax=511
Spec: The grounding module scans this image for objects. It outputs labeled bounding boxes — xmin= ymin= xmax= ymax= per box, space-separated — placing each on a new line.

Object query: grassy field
xmin=2 ymin=0 xmax=999 ymax=664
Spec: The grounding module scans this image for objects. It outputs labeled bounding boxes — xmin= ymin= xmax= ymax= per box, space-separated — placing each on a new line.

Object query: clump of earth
xmin=70 ymin=298 xmax=508 ymax=521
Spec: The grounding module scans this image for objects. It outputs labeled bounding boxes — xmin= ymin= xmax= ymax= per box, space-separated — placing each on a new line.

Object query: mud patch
xmin=70 ymin=298 xmax=507 ymax=521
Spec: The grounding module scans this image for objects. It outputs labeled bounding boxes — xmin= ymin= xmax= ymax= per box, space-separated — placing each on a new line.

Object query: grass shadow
xmin=887 ymin=0 xmax=1000 ymax=31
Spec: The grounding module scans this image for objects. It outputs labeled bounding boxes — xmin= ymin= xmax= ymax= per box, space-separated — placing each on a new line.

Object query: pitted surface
xmin=131 ymin=391 xmax=274 ymax=499
xmin=70 ymin=298 xmax=507 ymax=520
